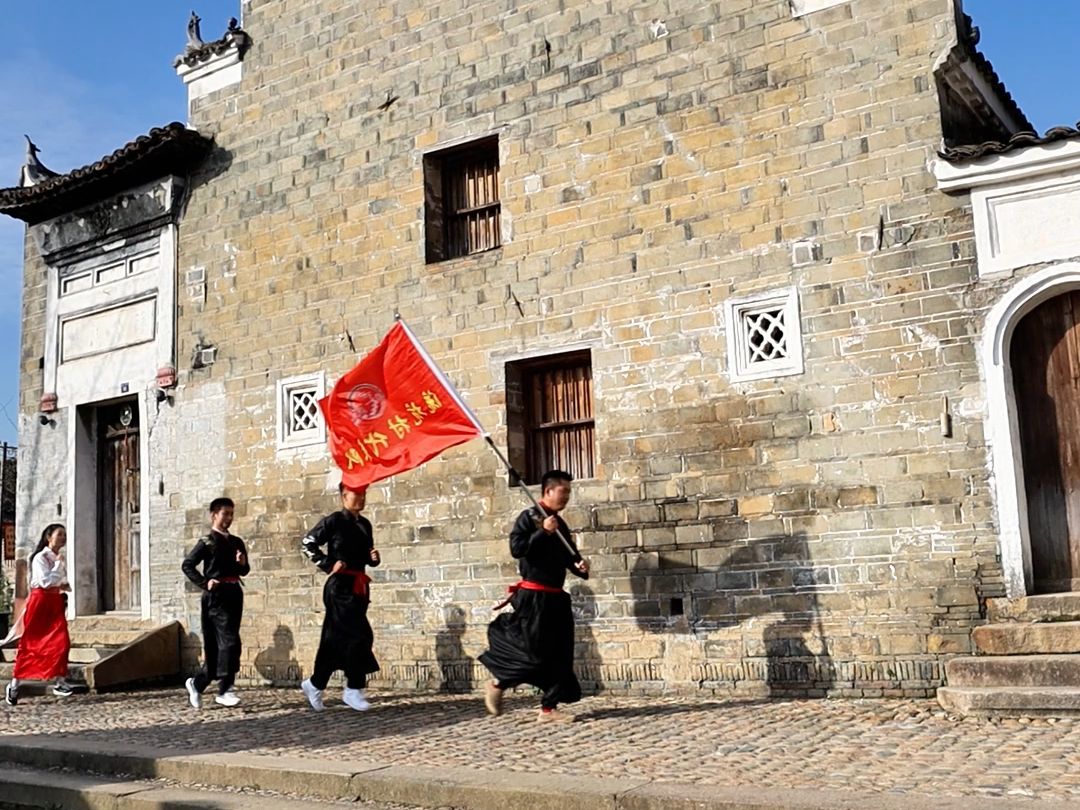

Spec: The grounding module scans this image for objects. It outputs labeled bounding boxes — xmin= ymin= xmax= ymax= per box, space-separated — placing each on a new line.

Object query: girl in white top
xmin=5 ymin=524 xmax=73 ymax=705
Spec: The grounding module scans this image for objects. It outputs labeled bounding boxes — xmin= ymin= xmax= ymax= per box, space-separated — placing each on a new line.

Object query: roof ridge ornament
xmin=185 ymin=10 xmax=205 ymax=52
xmin=18 ymin=136 xmax=59 ymax=188
xmin=172 ymin=11 xmax=251 ymax=69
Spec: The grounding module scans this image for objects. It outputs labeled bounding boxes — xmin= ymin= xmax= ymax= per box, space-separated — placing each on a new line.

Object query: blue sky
xmin=0 ymin=2 xmax=1076 ymax=447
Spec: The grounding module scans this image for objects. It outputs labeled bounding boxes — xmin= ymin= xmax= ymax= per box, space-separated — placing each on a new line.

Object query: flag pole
xmin=482 ymin=436 xmax=577 ymax=558
xmin=395 ymin=314 xmax=578 ymax=558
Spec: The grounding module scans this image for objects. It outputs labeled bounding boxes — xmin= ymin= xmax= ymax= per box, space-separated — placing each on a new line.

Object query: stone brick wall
xmin=22 ymin=0 xmax=1003 ymax=697
xmin=15 ymin=236 xmax=65 ymax=564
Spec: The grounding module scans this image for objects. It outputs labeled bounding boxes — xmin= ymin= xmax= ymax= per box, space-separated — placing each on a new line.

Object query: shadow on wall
xmin=569 ymin=583 xmax=601 ymax=694
xmin=254 ymin=624 xmax=301 ymax=685
xmin=180 ymin=627 xmax=202 ymax=675
xmin=629 ymin=531 xmax=833 ymax=697
xmin=436 ymin=605 xmax=474 ymax=693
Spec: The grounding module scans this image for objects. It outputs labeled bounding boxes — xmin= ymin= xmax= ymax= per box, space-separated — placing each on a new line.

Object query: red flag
xmin=320 ymin=320 xmax=483 ymax=489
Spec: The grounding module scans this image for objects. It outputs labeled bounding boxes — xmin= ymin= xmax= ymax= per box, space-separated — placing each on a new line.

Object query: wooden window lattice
xmin=445 ymin=149 xmax=501 ymax=259
xmin=523 ymin=356 xmax=594 ymax=483
xmin=425 ymin=137 xmax=501 ymax=263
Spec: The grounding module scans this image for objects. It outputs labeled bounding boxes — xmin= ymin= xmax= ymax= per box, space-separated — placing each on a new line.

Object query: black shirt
xmin=182 ymin=531 xmax=250 ymax=590
xmin=510 ymin=507 xmax=587 ymax=589
xmin=301 ymin=509 xmax=380 ymax=574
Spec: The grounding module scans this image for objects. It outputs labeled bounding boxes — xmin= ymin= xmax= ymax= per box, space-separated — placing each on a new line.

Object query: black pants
xmin=309 ymin=573 xmax=379 ymax=691
xmin=193 ymin=584 xmax=243 ymax=695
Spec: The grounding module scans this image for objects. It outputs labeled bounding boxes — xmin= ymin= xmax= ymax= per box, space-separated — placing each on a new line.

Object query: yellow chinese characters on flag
xmin=319 ymin=321 xmax=483 ymax=489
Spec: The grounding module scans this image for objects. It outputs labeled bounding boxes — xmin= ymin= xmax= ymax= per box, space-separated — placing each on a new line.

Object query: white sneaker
xmin=343 ymin=687 xmax=370 ymax=712
xmin=52 ymin=680 xmax=74 ymax=697
xmin=185 ymin=677 xmax=201 ymax=709
xmin=214 ymin=690 xmax=241 ymax=707
xmin=301 ymin=678 xmax=325 ymax=712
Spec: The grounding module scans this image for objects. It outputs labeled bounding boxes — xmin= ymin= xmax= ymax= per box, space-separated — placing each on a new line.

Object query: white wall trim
xmin=790 ymin=0 xmax=848 ymax=17
xmin=933 ymin=140 xmax=1080 ymax=193
xmin=65 ymin=412 xmax=77 ymax=620
xmin=981 ymin=262 xmax=1080 ymax=598
xmin=138 ymin=391 xmax=151 ymax=620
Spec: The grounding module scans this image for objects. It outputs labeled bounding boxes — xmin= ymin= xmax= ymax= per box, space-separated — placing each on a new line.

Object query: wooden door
xmin=1012 ymin=291 xmax=1080 ymax=593
xmin=98 ymin=403 xmax=141 ymax=612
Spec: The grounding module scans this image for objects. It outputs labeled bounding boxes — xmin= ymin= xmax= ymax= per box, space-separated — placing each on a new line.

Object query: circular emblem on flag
xmin=345 ymin=383 xmax=387 ymax=424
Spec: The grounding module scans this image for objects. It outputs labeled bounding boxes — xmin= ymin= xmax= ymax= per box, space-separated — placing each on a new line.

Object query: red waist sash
xmin=218 ymin=576 xmax=242 ymax=585
xmin=339 ymin=568 xmax=372 ymax=597
xmin=493 ymin=580 xmax=563 ymax=610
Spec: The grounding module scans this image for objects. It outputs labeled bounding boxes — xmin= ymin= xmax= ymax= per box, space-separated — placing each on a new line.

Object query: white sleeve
xmin=31 ymin=551 xmax=65 ymax=589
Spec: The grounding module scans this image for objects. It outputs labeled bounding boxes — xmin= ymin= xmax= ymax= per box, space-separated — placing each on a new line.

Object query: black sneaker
xmin=4 ymin=682 xmax=17 ymax=706
xmin=52 ymin=681 xmax=74 ymax=697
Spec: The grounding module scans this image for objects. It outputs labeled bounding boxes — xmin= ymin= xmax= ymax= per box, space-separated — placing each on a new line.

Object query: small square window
xmin=725 ymin=288 xmax=804 ymax=382
xmin=424 ymin=136 xmax=501 ymax=263
xmin=505 ymin=350 xmax=595 ymax=485
xmin=277 ymin=373 xmax=326 ymax=450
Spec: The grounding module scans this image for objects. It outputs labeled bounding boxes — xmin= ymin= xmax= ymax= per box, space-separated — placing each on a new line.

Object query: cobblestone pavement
xmin=2 ymin=687 xmax=1077 ymax=803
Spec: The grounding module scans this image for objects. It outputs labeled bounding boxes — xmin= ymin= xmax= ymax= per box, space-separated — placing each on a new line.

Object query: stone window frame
xmin=277 ymin=372 xmax=326 ymax=451
xmin=725 ymin=287 xmax=804 ymax=383
xmin=423 ymin=135 xmax=502 ymax=263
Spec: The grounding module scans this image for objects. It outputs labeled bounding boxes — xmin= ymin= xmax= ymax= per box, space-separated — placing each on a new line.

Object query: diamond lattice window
xmin=277 ymin=374 xmax=326 ymax=450
xmin=725 ymin=289 xmax=804 ymax=382
xmin=744 ymin=308 xmax=788 ymax=364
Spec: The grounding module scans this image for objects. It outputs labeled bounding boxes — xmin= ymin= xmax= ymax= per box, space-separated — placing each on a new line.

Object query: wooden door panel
xmin=98 ymin=403 xmax=140 ymax=612
xmin=1012 ymin=291 xmax=1080 ymax=592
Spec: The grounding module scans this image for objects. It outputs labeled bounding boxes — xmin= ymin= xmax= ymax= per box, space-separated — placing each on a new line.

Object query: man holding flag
xmin=479 ymin=470 xmax=590 ymax=723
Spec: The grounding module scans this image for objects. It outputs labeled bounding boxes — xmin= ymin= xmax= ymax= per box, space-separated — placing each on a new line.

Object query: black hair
xmin=29 ymin=523 xmax=65 ymax=568
xmin=209 ymin=497 xmax=234 ymax=514
xmin=540 ymin=469 xmax=573 ymax=493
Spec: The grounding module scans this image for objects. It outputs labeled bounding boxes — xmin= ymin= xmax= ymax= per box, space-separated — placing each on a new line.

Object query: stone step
xmin=987 ymin=593 xmax=1080 ymax=623
xmin=972 ymin=621 xmax=1080 ymax=655
xmin=67 ymin=614 xmax=149 ymax=630
xmin=67 ymin=628 xmax=149 ymax=648
xmin=946 ymin=654 xmax=1080 ymax=687
xmin=938 ymin=685 xmax=1080 ymax=717
xmin=0 ymin=764 xmax=333 ymax=810
xmin=1 ymin=646 xmax=111 ymax=664
xmin=0 ymin=661 xmax=87 ymax=684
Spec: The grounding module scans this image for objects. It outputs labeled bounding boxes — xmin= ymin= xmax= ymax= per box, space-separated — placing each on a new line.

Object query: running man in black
xmin=182 ymin=497 xmax=249 ymax=708
xmin=300 ymin=482 xmax=381 ymax=711
xmin=479 ymin=470 xmax=590 ymax=722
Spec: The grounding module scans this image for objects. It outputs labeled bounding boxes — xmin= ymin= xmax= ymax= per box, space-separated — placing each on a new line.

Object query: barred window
xmin=725 ymin=288 xmax=804 ymax=382
xmin=277 ymin=373 xmax=326 ymax=450
xmin=424 ymin=136 xmax=501 ymax=263
xmin=506 ymin=350 xmax=595 ymax=485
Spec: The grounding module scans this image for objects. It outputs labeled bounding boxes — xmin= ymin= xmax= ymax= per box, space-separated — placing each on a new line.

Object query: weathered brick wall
xmin=158 ymin=0 xmax=997 ymax=697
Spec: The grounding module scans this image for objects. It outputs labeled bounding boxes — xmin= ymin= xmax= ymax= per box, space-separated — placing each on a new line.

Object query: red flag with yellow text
xmin=319 ymin=320 xmax=484 ymax=489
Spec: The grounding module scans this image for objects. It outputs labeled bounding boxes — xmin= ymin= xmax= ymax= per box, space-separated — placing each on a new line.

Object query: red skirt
xmin=13 ymin=589 xmax=70 ymax=681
